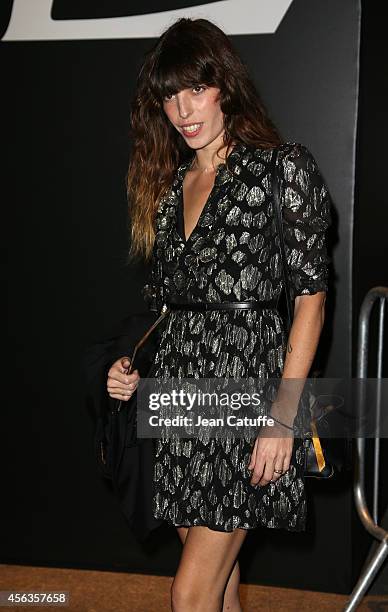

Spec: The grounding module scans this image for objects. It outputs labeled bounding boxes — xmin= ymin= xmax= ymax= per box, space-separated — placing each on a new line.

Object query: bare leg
xmin=172 ymin=526 xmax=247 ymax=612
xmin=176 ymin=528 xmax=242 ymax=612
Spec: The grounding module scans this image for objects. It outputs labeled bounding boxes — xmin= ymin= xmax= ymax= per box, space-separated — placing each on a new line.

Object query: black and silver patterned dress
xmin=142 ymin=141 xmax=332 ymax=532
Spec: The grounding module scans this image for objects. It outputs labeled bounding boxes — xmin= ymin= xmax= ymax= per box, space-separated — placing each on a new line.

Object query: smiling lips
xmin=180 ymin=122 xmax=203 ymax=137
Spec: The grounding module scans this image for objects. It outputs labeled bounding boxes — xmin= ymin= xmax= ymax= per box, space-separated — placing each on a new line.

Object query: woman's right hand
xmin=107 ymin=356 xmax=140 ymax=401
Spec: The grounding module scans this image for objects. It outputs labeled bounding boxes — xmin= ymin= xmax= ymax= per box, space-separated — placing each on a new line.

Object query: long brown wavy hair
xmin=127 ymin=17 xmax=283 ymax=263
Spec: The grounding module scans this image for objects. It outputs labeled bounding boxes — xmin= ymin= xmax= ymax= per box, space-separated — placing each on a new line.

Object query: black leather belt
xmin=167 ymin=300 xmax=275 ymax=312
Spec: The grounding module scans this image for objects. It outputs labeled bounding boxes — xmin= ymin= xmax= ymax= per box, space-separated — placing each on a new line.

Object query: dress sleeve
xmin=278 ymin=143 xmax=332 ymax=299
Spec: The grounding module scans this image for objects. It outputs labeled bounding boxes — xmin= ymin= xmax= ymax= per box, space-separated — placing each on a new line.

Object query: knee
xmin=171 ymin=578 xmax=221 ymax=612
xmin=171 ymin=578 xmax=195 ymax=611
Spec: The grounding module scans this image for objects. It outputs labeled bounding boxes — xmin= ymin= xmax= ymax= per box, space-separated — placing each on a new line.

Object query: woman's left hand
xmin=247 ymin=422 xmax=294 ymax=486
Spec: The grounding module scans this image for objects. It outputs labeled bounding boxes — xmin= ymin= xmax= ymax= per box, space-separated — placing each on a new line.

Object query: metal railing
xmin=344 ymin=286 xmax=388 ymax=611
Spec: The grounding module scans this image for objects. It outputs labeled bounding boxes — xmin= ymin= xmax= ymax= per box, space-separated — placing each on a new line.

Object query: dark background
xmin=2 ymin=0 xmax=387 ymax=597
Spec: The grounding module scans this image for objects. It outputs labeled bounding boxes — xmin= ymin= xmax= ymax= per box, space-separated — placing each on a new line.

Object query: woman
xmin=107 ymin=17 xmax=332 ymax=612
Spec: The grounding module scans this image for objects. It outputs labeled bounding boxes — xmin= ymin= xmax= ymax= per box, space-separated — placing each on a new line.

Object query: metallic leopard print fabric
xmin=142 ymin=142 xmax=332 ymax=532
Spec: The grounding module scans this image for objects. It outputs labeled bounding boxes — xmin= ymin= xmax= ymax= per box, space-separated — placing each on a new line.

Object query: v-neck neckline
xmin=175 ymin=142 xmax=247 ymax=247
xmin=180 ymin=163 xmax=223 ymax=244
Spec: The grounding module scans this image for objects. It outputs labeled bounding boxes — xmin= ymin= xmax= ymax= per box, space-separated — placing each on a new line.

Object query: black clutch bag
xmin=271 ymin=148 xmax=350 ymax=479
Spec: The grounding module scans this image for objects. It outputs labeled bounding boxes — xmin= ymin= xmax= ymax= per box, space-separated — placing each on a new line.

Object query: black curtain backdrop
xmin=4 ymin=0 xmax=385 ymax=598
xmin=352 ymin=3 xmax=388 ymax=594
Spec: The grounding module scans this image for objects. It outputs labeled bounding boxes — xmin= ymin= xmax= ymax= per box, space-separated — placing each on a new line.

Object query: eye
xmin=163 ymin=92 xmax=175 ymax=102
xmin=192 ymin=85 xmax=206 ymax=94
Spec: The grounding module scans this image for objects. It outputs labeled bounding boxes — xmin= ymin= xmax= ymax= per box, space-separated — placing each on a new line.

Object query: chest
xmin=157 ymin=168 xmax=275 ymax=291
xmin=182 ymin=171 xmax=217 ymax=243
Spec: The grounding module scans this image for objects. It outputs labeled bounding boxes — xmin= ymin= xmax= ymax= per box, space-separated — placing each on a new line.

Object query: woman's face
xmin=162 ymin=85 xmax=225 ymax=150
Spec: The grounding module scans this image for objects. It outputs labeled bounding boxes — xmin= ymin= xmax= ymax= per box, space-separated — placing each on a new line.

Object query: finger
xmin=247 ymin=437 xmax=258 ymax=470
xmin=109 ymin=358 xmax=130 ymax=375
xmin=119 ymin=357 xmax=131 ymax=372
xmin=108 ymin=379 xmax=139 ymax=391
xmin=121 ymin=364 xmax=140 ymax=377
xmin=108 ymin=370 xmax=140 ymax=386
xmin=258 ymin=458 xmax=277 ymax=486
xmin=108 ymin=389 xmax=134 ymax=399
xmin=107 ymin=369 xmax=130 ymax=384
xmin=276 ymin=442 xmax=293 ymax=475
xmin=250 ymin=455 xmax=265 ymax=486
xmin=283 ymin=453 xmax=292 ymax=474
xmin=108 ymin=383 xmax=137 ymax=395
xmin=272 ymin=450 xmax=289 ymax=480
xmin=265 ymin=450 xmax=288 ymax=484
xmin=273 ymin=460 xmax=285 ymax=474
xmin=108 ymin=391 xmax=133 ymax=401
xmin=271 ymin=459 xmax=286 ymax=482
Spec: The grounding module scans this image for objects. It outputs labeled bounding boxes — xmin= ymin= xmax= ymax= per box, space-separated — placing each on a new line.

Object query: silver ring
xmin=274 ymin=469 xmax=283 ymax=474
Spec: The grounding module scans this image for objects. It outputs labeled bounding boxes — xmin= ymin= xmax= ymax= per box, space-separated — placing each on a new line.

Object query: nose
xmin=176 ymin=91 xmax=192 ymax=119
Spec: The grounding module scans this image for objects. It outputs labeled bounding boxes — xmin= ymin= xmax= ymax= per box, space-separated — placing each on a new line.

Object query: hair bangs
xmin=150 ymin=41 xmax=218 ymax=101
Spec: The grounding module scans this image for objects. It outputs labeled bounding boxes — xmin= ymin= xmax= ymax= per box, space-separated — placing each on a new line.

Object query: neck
xmin=192 ymin=133 xmax=230 ymax=172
